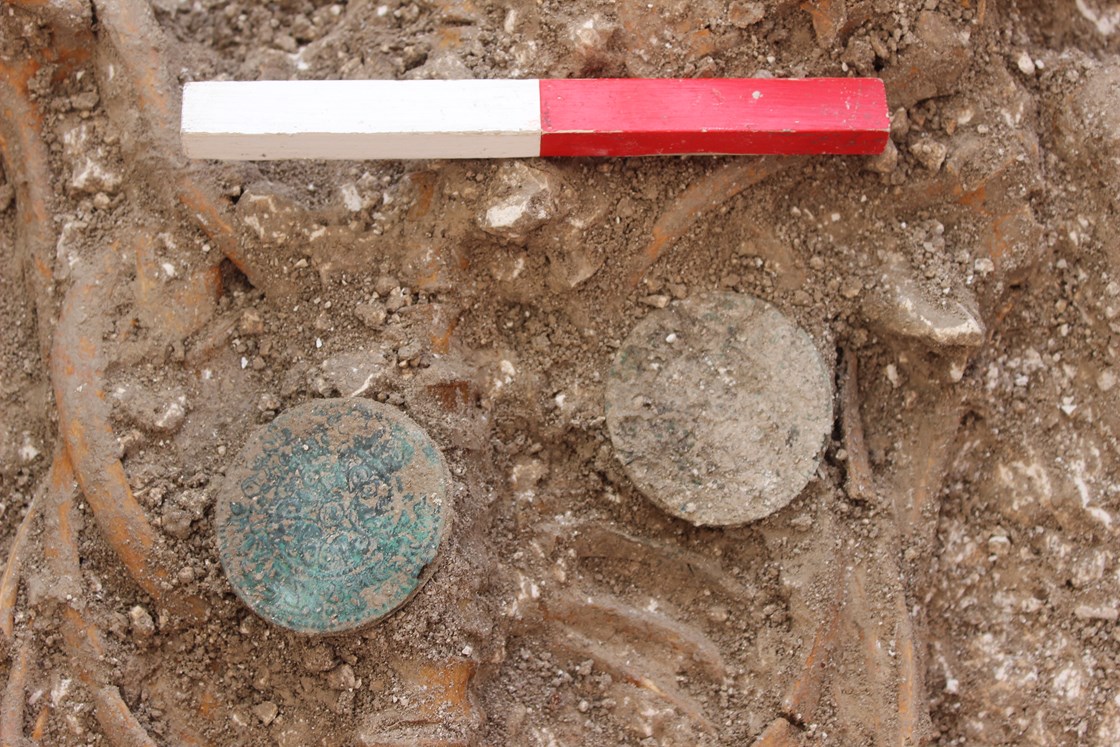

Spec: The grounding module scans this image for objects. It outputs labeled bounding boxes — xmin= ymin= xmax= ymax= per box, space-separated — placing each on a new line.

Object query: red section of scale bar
xmin=538 ymin=78 xmax=889 ymax=157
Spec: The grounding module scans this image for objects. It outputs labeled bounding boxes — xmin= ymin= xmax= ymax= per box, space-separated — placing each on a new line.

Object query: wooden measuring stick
xmin=181 ymin=78 xmax=889 ymax=160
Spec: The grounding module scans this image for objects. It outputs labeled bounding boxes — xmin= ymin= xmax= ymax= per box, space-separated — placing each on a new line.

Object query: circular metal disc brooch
xmin=606 ymin=292 xmax=833 ymax=526
xmin=216 ymin=398 xmax=451 ymax=634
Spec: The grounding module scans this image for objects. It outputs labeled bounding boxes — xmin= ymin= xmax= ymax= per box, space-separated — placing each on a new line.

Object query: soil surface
xmin=2 ymin=1 xmax=1120 ymax=746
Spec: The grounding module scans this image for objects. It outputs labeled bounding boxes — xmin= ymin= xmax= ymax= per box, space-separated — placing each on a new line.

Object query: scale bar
xmin=181 ymin=78 xmax=889 ymax=160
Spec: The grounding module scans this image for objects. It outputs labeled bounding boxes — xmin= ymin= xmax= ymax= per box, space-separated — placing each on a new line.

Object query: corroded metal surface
xmin=216 ymin=399 xmax=451 ymax=634
xmin=606 ymin=292 xmax=833 ymax=526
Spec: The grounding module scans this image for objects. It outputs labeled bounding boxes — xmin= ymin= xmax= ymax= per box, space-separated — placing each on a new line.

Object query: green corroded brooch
xmin=215 ymin=398 xmax=451 ymax=634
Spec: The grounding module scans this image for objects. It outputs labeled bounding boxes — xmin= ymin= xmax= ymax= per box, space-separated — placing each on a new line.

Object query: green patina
xmin=216 ymin=399 xmax=451 ymax=634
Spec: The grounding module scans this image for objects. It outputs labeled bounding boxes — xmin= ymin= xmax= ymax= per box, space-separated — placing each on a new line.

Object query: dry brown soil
xmin=2 ymin=1 xmax=1120 ymax=745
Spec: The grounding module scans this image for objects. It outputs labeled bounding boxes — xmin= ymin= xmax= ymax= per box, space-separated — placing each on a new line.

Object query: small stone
xmin=1097 ymin=369 xmax=1116 ymax=392
xmin=312 ymin=351 xmax=392 ymax=397
xmin=373 ymin=276 xmax=398 ymax=296
xmin=384 ymin=288 xmax=409 ymax=313
xmin=273 ymin=716 xmax=314 ymax=747
xmin=1074 ymin=604 xmax=1120 ymax=622
xmin=510 ymin=456 xmax=548 ymax=498
xmin=433 ymin=0 xmax=481 ymax=24
xmin=273 ymin=33 xmax=297 ymax=53
xmin=70 ymin=91 xmax=99 ymax=111
xmin=397 ymin=340 xmax=422 ymax=363
xmin=883 ymin=12 xmax=972 ymax=108
xmin=864 ymin=139 xmax=898 ymax=174
xmin=18 ymin=432 xmax=40 ymax=464
xmin=478 ymin=162 xmax=563 ymax=244
xmin=161 ymin=504 xmax=195 ymax=539
xmin=1051 ymin=61 xmax=1120 ymax=198
xmin=885 ymin=363 xmax=900 ymax=387
xmin=113 ymin=383 xmax=188 ymax=435
xmin=339 ymin=183 xmax=363 ymax=212
xmin=841 ymin=36 xmax=876 ymax=75
xmin=890 ymin=108 xmax=910 ymax=140
xmin=354 ymin=302 xmax=388 ymax=328
xmin=129 ymin=605 xmax=156 ymax=639
xmin=160 ymin=490 xmax=208 ymax=540
xmin=987 ymin=534 xmax=1011 ymax=556
xmin=326 ymin=664 xmax=359 ymax=691
xmin=303 ymin=645 xmax=336 ymax=673
xmin=910 ymin=139 xmax=948 ymax=172
xmin=640 ymin=294 xmax=670 ymax=309
xmin=547 ymin=238 xmax=603 ymax=290
xmin=239 ymin=309 xmax=266 ymax=336
xmin=707 ymin=605 xmax=730 ymax=623
xmin=728 ymin=1 xmax=765 ymax=27
xmin=237 ymin=186 xmax=312 ymax=248
xmin=153 ymin=399 xmax=187 ymax=433
xmin=862 ymin=256 xmax=985 ymax=349
xmin=1015 ymin=51 xmax=1036 ymax=76
xmin=789 ymin=513 xmax=813 ymax=529
xmin=569 ymin=14 xmax=616 ymax=55
xmin=258 ymin=392 xmax=281 ymax=413
xmin=405 ymin=50 xmax=473 ymax=80
xmin=69 ymin=157 xmax=122 ymax=196
xmin=252 ymin=701 xmax=279 ymax=726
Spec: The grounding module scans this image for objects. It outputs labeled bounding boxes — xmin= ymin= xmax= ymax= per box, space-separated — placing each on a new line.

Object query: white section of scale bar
xmin=181 ymin=79 xmax=542 ymax=160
